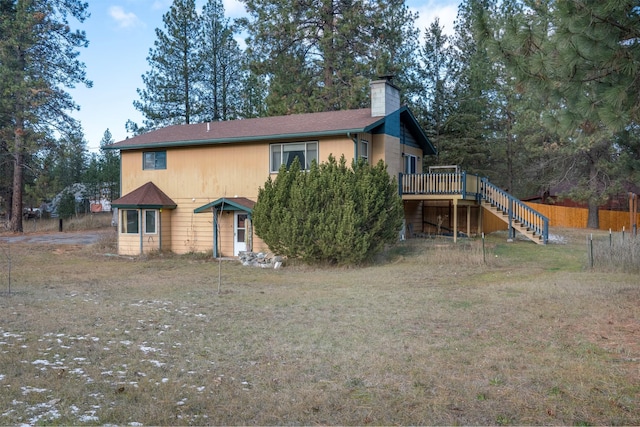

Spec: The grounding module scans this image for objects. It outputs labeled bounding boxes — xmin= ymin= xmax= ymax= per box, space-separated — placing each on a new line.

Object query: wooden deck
xmin=399 ymin=172 xmax=549 ymax=244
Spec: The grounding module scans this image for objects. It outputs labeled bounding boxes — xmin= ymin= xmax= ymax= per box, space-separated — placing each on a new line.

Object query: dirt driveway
xmin=0 ymin=230 xmax=113 ymax=245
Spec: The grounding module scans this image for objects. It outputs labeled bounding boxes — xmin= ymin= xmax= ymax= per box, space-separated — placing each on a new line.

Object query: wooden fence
xmin=524 ymin=202 xmax=640 ymax=232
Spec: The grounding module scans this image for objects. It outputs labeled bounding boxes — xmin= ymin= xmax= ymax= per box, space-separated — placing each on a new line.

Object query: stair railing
xmin=480 ymin=178 xmax=549 ymax=244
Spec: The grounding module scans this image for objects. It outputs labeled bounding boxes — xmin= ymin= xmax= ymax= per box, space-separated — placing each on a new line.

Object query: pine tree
xmin=241 ymin=0 xmax=419 ymax=115
xmin=0 ymin=0 xmax=91 ymax=232
xmin=414 ymin=19 xmax=455 ymax=152
xmin=200 ymin=0 xmax=244 ymax=121
xmin=99 ymin=129 xmax=120 ymax=202
xmin=429 ymin=0 xmax=497 ymax=177
xmin=483 ymin=0 xmax=640 ymax=227
xmin=134 ymin=0 xmax=203 ymax=129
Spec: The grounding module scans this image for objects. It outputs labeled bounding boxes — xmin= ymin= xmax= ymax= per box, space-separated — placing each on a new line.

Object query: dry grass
xmin=19 ymin=212 xmax=114 ymax=233
xmin=0 ymin=226 xmax=638 ymax=425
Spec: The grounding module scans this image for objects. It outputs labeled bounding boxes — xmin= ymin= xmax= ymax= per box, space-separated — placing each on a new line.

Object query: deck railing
xmin=399 ymin=172 xmax=549 ymax=244
xmin=480 ymin=179 xmax=548 ymax=243
xmin=399 ymin=171 xmax=481 ymax=199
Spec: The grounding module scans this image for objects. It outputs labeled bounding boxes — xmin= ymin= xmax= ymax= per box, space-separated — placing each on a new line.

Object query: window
xmin=404 ymin=154 xmax=417 ymax=174
xmin=144 ymin=210 xmax=157 ymax=234
xmin=270 ymin=141 xmax=318 ymax=172
xmin=360 ymin=139 xmax=369 ymax=161
xmin=143 ymin=151 xmax=167 ymax=170
xmin=121 ymin=209 xmax=139 ymax=234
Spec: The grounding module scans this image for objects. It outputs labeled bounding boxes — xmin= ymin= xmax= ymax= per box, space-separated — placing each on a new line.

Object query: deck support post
xmin=453 ymin=198 xmax=458 ymax=243
xmin=508 ymin=198 xmax=515 ymax=242
xmin=466 ymin=205 xmax=471 ymax=237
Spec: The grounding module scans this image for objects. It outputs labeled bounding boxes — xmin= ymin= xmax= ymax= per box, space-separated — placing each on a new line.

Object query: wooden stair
xmin=481 ymin=201 xmax=545 ymax=244
xmin=480 ymin=179 xmax=549 ymax=245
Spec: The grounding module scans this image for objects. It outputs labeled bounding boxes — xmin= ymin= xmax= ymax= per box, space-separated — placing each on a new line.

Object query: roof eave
xmin=112 ymin=204 xmax=177 ymax=209
xmin=194 ymin=197 xmax=254 ymax=214
xmin=111 ymin=127 xmax=375 ymax=151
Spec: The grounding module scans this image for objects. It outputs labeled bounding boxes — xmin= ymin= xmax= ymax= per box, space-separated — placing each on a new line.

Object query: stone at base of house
xmin=239 ymin=251 xmax=283 ymax=269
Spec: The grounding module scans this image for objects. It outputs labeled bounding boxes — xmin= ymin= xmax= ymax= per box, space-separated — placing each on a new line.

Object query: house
xmin=109 ymin=78 xmax=437 ymax=256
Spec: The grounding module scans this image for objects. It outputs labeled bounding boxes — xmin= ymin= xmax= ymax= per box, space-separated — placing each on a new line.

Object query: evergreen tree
xmin=199 ymin=0 xmax=244 ymax=121
xmin=414 ymin=19 xmax=456 ymax=153
xmin=253 ymin=156 xmax=403 ymax=265
xmin=428 ymin=0 xmax=497 ymax=178
xmin=241 ymin=0 xmax=419 ymax=115
xmin=134 ymin=0 xmax=203 ymax=129
xmin=0 ymin=0 xmax=91 ymax=232
xmin=99 ymin=129 xmax=120 ymax=202
xmin=482 ymin=0 xmax=640 ymax=227
xmin=237 ymin=66 xmax=268 ymax=119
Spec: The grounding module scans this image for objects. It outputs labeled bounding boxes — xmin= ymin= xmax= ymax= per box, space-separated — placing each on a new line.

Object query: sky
xmin=69 ymin=0 xmax=460 ymax=152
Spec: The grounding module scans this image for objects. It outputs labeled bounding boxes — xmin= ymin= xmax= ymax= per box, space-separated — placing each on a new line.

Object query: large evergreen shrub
xmin=253 ymin=155 xmax=403 ymax=265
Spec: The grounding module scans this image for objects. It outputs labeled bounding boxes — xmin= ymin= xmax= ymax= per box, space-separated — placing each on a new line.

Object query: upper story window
xmin=143 ymin=151 xmax=167 ymax=170
xmin=404 ymin=154 xmax=418 ymax=174
xmin=270 ymin=141 xmax=318 ymax=173
xmin=360 ymin=139 xmax=369 ymax=161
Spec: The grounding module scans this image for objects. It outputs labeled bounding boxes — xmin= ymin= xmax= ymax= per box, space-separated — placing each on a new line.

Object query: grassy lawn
xmin=0 ymin=225 xmax=638 ymax=425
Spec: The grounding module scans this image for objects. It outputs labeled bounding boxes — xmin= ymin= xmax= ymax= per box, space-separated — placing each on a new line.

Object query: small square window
xmin=143 ymin=151 xmax=166 ymax=170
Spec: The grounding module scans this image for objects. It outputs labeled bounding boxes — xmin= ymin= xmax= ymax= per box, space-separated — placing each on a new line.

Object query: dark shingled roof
xmin=111 ymin=182 xmax=177 ymax=209
xmin=110 ymin=108 xmax=385 ymax=150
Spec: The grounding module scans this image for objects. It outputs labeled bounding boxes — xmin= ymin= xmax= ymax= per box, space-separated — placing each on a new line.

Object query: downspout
xmin=348 ymin=132 xmax=358 ymax=161
xmin=213 ymin=207 xmax=219 ymax=258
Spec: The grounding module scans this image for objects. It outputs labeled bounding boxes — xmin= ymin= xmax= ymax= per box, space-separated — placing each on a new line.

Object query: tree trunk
xmin=9 ymin=129 xmax=24 ymax=233
xmin=586 ymin=154 xmax=599 ymax=229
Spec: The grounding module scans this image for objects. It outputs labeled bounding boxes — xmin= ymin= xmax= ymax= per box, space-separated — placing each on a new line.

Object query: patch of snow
xmin=547 ymin=233 xmax=567 ymax=244
xmin=31 ymin=359 xmax=52 ymax=365
xmin=139 ymin=345 xmax=159 ymax=354
xmin=21 ymin=386 xmax=48 ymax=394
xmin=148 ymin=360 xmax=165 ymax=367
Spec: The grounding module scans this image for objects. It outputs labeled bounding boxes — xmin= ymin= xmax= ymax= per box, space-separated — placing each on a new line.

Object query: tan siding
xmin=118 ymin=233 xmax=140 ymax=256
xmin=119 ymin=132 xmax=410 ymax=255
xmin=160 ymin=209 xmax=172 ymax=252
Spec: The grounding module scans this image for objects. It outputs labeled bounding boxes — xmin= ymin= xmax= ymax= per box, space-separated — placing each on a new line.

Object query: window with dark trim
xmin=143 ymin=151 xmax=167 ymax=170
xmin=121 ymin=209 xmax=139 ymax=234
xmin=404 ymin=154 xmax=417 ymax=174
xmin=270 ymin=141 xmax=318 ymax=172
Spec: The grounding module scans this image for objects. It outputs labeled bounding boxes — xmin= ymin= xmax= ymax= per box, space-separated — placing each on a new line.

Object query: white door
xmin=234 ymin=212 xmax=248 ymax=256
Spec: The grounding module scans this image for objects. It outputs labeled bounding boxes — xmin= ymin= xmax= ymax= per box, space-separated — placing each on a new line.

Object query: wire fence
xmin=587 ymin=229 xmax=640 ymax=273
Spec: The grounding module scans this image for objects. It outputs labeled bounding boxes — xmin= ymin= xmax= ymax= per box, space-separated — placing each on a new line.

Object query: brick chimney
xmin=370 ymin=75 xmax=400 ymax=117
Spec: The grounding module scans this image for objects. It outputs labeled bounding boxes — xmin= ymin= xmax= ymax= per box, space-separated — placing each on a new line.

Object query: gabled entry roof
xmin=194 ymin=197 xmax=255 ymax=214
xmin=112 ymin=182 xmax=177 ymax=209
